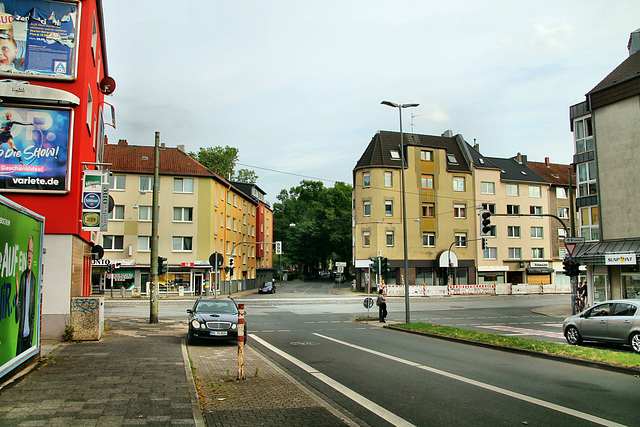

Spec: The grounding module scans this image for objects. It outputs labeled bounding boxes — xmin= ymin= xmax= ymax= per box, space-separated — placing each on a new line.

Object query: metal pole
xmin=237 ymin=303 xmax=245 ymax=380
xmin=398 ymin=107 xmax=411 ymax=324
xmin=150 ymin=131 xmax=160 ymax=323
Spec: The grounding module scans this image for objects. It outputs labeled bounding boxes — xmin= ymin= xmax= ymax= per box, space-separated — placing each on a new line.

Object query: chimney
xmin=473 ymin=138 xmax=479 ymax=151
xmin=118 ymin=139 xmax=128 ymax=145
xmin=177 ymin=145 xmax=185 ymax=153
xmin=441 ymin=130 xmax=453 ymax=137
xmin=629 ymin=28 xmax=640 ymax=56
xmin=545 ymin=157 xmax=550 ymax=167
xmin=516 ymin=152 xmax=522 ymax=163
xmin=161 ymin=143 xmax=166 ymax=149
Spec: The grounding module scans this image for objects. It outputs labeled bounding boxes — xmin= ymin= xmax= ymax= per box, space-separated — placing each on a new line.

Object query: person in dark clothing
xmin=377 ymin=288 xmax=387 ymax=323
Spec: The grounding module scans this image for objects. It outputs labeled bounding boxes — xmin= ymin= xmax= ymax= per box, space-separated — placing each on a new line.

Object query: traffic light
xmin=563 ymin=257 xmax=571 ymax=276
xmin=381 ymin=257 xmax=388 ymax=274
xmin=570 ymin=260 xmax=581 ymax=276
xmin=370 ymin=257 xmax=379 ymax=274
xmin=481 ymin=237 xmax=487 ymax=250
xmin=481 ymin=210 xmax=492 ymax=234
xmin=158 ymin=256 xmax=167 ymax=276
xmin=563 ymin=257 xmax=581 ymax=276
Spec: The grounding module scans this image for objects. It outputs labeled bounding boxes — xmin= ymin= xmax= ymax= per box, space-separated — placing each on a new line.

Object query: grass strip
xmin=393 ymin=322 xmax=640 ymax=370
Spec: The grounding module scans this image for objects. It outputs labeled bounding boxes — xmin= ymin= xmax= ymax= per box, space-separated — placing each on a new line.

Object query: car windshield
xmin=195 ymin=300 xmax=237 ymax=314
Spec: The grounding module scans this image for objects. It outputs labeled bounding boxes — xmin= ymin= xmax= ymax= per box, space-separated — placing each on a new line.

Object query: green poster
xmin=0 ymin=195 xmax=44 ymax=378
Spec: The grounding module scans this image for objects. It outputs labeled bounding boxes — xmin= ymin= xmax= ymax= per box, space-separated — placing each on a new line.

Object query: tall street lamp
xmin=381 ymin=100 xmax=419 ymax=324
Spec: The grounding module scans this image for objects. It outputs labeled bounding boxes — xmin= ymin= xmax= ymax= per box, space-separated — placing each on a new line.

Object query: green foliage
xmin=234 ymin=168 xmax=259 ymax=184
xmin=189 ymin=146 xmax=239 ymax=178
xmin=395 ymin=322 xmax=640 ymax=369
xmin=273 ymin=180 xmax=352 ymax=279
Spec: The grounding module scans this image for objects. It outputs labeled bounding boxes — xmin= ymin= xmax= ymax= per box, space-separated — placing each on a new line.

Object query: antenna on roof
xmin=411 ymin=113 xmax=420 ymax=134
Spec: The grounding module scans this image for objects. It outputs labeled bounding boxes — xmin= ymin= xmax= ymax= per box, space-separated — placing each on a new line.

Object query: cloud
xmin=530 ymin=24 xmax=575 ymax=54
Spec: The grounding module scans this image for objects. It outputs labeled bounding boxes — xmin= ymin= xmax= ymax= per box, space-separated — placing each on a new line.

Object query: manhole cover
xmin=290 ymin=341 xmax=319 ymax=346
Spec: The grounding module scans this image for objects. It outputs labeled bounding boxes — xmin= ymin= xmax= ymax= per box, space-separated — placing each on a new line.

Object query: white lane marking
xmin=313 ymin=333 xmax=625 ymax=427
xmin=249 ymin=334 xmax=415 ymax=427
xmin=478 ymin=325 xmax=565 ymax=339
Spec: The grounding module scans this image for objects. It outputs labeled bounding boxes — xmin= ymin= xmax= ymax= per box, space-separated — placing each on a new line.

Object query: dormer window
xmin=390 ymin=150 xmax=401 ymax=160
xmin=447 ymin=154 xmax=458 ymax=164
xmin=479 ymin=158 xmax=485 ymax=164
xmin=520 ymin=171 xmax=527 ymax=175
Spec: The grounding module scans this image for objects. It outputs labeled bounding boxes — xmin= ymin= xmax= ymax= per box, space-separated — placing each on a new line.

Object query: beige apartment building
xmin=95 ymin=140 xmax=268 ymax=295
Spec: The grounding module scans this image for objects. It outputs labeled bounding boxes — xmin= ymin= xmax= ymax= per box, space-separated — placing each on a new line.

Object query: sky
xmin=101 ymin=1 xmax=640 ymax=206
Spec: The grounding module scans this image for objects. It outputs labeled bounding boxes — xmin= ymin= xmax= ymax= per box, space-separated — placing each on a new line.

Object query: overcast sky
xmin=101 ymin=1 xmax=639 ymax=205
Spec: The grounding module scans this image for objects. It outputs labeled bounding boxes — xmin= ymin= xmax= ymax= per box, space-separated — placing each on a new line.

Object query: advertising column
xmin=0 ymin=194 xmax=45 ymax=379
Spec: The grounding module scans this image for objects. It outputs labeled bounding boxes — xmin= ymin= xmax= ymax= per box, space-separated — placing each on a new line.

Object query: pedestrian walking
xmin=376 ymin=288 xmax=387 ymax=323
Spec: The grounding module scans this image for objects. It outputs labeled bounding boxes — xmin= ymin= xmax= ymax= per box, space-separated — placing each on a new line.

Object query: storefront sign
xmin=530 ymin=262 xmax=549 ymax=268
xmin=605 ymin=253 xmax=637 ymax=265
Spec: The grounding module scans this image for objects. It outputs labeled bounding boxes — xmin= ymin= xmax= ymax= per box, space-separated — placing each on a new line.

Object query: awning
xmin=572 ymin=239 xmax=640 ymax=265
xmin=526 ymin=268 xmax=554 ymax=274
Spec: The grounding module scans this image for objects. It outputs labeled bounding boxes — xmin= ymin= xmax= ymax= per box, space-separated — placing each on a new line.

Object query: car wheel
xmin=630 ymin=332 xmax=640 ymax=354
xmin=187 ymin=332 xmax=196 ymax=346
xmin=565 ymin=326 xmax=582 ymax=345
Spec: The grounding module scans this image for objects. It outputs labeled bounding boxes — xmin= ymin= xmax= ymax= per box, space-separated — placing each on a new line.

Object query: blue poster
xmin=0 ymin=106 xmax=71 ymax=192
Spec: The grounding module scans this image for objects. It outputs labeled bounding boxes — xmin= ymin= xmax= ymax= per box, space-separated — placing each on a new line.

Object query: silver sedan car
xmin=563 ymin=299 xmax=640 ymax=353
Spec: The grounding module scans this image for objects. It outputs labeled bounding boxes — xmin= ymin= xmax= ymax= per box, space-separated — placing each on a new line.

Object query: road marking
xmin=478 ymin=325 xmax=565 ymax=339
xmin=313 ymin=333 xmax=624 ymax=427
xmin=249 ymin=334 xmax=416 ymax=427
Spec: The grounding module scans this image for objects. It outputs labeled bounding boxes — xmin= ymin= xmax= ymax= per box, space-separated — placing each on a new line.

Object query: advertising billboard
xmin=0 ymin=194 xmax=44 ymax=379
xmin=0 ymin=0 xmax=78 ymax=79
xmin=0 ymin=105 xmax=72 ymax=192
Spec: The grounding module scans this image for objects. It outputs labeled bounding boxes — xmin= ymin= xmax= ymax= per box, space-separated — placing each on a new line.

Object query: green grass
xmin=392 ymin=322 xmax=640 ymax=370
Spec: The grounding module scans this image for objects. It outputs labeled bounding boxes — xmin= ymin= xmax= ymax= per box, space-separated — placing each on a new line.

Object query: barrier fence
xmin=379 ymin=283 xmax=571 ymax=297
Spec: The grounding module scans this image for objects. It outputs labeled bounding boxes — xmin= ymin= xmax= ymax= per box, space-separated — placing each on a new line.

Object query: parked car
xmin=563 ymin=299 xmax=640 ymax=353
xmin=187 ymin=297 xmax=243 ymax=344
xmin=258 ymin=281 xmax=276 ymax=294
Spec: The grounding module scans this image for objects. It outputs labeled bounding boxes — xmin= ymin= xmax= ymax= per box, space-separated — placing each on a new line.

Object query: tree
xmin=189 ymin=146 xmax=238 ymax=178
xmin=273 ymin=180 xmax=352 ymax=280
xmin=234 ymin=168 xmax=258 ymax=184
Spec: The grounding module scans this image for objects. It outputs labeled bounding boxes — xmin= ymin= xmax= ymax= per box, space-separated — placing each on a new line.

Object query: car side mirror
xmin=187 ymin=309 xmax=193 ymax=314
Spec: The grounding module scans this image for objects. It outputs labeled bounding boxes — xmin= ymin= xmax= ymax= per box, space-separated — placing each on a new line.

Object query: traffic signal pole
xmin=149 ymin=132 xmax=160 ymax=324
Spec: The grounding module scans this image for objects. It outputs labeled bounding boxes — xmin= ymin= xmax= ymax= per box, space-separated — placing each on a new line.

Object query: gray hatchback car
xmin=563 ymin=299 xmax=640 ymax=353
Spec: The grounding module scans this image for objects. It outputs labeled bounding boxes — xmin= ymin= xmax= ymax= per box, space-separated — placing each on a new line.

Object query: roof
xmin=354 ymin=130 xmax=472 ymax=173
xmin=104 ymin=142 xmax=217 ymax=177
xmin=573 ymin=239 xmax=640 ymax=265
xmin=525 ymin=160 xmax=574 ymax=187
xmin=587 ymin=50 xmax=640 ymax=109
xmin=589 ymin=50 xmax=640 ymax=94
xmin=483 ymin=156 xmax=548 ymax=184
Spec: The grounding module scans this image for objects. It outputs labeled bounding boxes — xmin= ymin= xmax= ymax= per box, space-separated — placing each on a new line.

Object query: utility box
xmin=70 ymin=297 xmax=104 ymax=340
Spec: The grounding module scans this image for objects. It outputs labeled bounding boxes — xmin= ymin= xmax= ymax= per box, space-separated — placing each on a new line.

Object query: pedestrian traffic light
xmin=481 ymin=237 xmax=487 ymax=250
xmin=381 ymin=257 xmax=388 ymax=274
xmin=158 ymin=256 xmax=167 ymax=276
xmin=370 ymin=257 xmax=379 ymax=274
xmin=481 ymin=210 xmax=492 ymax=234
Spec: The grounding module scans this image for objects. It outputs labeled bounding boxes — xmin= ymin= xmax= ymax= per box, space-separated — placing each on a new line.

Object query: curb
xmin=383 ymin=325 xmax=640 ymax=376
xmin=181 ymin=338 xmax=206 ymax=427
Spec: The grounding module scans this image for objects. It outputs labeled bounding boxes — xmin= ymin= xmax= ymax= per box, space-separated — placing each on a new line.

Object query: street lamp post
xmin=381 ymin=100 xmax=419 ymax=324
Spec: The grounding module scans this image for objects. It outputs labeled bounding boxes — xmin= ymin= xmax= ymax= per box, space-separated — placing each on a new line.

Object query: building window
xmin=173 ymin=207 xmax=193 ymax=222
xmin=530 ymin=206 xmax=543 ymax=216
xmin=483 ymin=247 xmax=497 ymax=260
xmin=447 ymin=154 xmax=458 ymax=164
xmin=173 ymin=236 xmax=193 ymax=252
xmin=508 ymin=247 xmax=521 ymax=259
xmin=422 ymin=203 xmax=435 ymax=218
xmin=140 ymin=176 xmax=154 ymax=192
xmin=138 ymin=236 xmax=150 ymax=252
xmin=108 ymin=175 xmax=126 ymax=191
xmin=385 ymin=200 xmax=393 ymax=216
xmin=386 ymin=231 xmax=394 ymax=247
xmin=453 ymin=177 xmax=465 ymax=192
xmin=558 ymin=228 xmax=567 ymax=239
xmin=577 ymin=161 xmax=597 ymax=197
xmin=362 ymin=230 xmax=371 ymax=247
xmin=481 ymin=203 xmax=495 ymax=214
xmin=481 ymin=181 xmax=495 ymax=195
xmin=389 ymin=150 xmax=401 ymax=160
xmin=174 ymin=178 xmax=194 ymax=193
xmin=421 ymin=174 xmax=434 ymax=190
xmin=559 ymin=248 xmax=567 ymax=259
xmin=532 ymin=248 xmax=544 ymax=259
xmin=108 ymin=205 xmax=124 ymax=220
xmin=423 ymin=233 xmax=435 ymax=247
xmin=580 ymin=206 xmax=600 ymax=241
xmin=531 ymin=227 xmax=543 ymax=238
xmin=556 ymin=187 xmax=568 ymax=199
xmin=558 ymin=207 xmax=569 ymax=219
xmin=455 ymin=233 xmax=467 ymax=247
xmin=103 ymin=235 xmax=124 ymax=251
xmin=384 ymin=171 xmax=392 ymax=187
xmin=363 ymin=200 xmax=371 ymax=216
xmin=138 ymin=206 xmax=152 ymax=221
xmin=420 ymin=150 xmax=433 ymax=161
xmin=454 ymin=204 xmax=466 ymax=219
xmin=507 ymin=204 xmax=520 ymax=215
xmin=86 ymin=85 xmax=93 ymax=134
xmin=507 ymin=226 xmax=520 ymax=238
xmin=529 ymin=185 xmax=541 ymax=198
xmin=574 ymin=116 xmax=594 ymax=154
xmin=506 ymin=184 xmax=519 ymax=196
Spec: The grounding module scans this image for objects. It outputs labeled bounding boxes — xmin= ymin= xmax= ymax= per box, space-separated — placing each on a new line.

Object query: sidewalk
xmin=0 ymin=317 xmax=359 ymax=426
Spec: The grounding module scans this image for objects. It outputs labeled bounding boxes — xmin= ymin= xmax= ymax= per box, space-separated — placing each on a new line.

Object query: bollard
xmin=120 ymin=286 xmax=125 ymax=298
xmin=237 ymin=303 xmax=245 ymax=380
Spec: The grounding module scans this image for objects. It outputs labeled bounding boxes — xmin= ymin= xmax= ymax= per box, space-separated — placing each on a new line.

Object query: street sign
xmin=565 ymin=243 xmax=577 ymax=256
xmin=209 ymin=252 xmax=224 ymax=268
xmin=564 ymin=237 xmax=585 ymax=244
xmin=335 ymin=261 xmax=346 ymax=267
xmin=363 ymin=297 xmax=374 ymax=309
xmin=337 ymin=266 xmax=344 ymax=273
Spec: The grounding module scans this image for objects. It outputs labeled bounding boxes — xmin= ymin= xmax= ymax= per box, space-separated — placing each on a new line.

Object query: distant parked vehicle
xmin=563 ymin=299 xmax=640 ymax=353
xmin=258 ymin=282 xmax=276 ymax=294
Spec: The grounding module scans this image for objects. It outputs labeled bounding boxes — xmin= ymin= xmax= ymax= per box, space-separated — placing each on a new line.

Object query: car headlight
xmin=191 ymin=319 xmax=201 ymax=329
xmin=231 ymin=323 xmax=237 ymax=330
